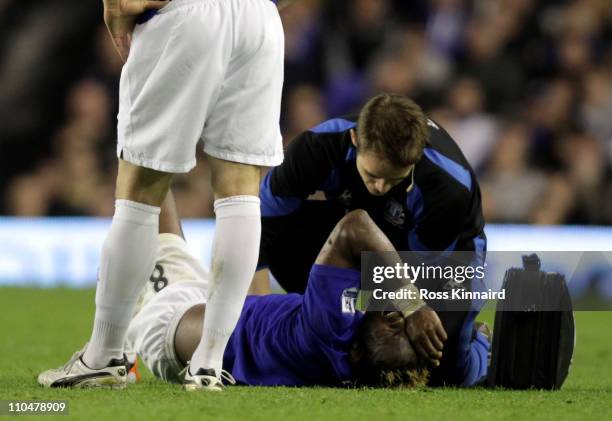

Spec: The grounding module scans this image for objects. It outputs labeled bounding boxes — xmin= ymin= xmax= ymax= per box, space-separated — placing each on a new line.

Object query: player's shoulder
xmin=416 ymin=118 xmax=475 ymax=194
xmin=287 ymin=116 xmax=355 ymax=162
xmin=424 ymin=118 xmax=466 ymax=164
xmin=305 ymin=116 xmax=356 ymax=152
xmin=307 ymin=116 xmax=358 ymax=135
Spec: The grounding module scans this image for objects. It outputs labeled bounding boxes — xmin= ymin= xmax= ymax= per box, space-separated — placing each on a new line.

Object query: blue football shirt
xmin=223 ymin=265 xmax=364 ymax=386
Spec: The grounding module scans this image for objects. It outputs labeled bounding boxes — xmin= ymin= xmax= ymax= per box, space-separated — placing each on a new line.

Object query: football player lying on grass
xmin=125 ymin=194 xmax=488 ymax=388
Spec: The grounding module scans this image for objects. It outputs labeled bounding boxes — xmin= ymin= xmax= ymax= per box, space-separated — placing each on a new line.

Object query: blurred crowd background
xmin=0 ymin=0 xmax=611 ymax=225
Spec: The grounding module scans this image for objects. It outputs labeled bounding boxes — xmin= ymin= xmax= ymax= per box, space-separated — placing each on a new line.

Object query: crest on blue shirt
xmin=341 ymin=287 xmax=359 ymax=314
xmin=384 ymin=198 xmax=405 ymax=227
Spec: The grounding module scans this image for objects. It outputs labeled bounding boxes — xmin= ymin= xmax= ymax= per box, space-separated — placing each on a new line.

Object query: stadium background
xmin=0 ymin=1 xmax=610 ymax=419
xmin=0 ymin=0 xmax=611 ymax=295
xmin=0 ymin=0 xmax=611 ymax=224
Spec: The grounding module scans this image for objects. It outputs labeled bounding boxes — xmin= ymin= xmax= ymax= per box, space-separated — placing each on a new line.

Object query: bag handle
xmin=522 ymin=254 xmax=541 ymax=272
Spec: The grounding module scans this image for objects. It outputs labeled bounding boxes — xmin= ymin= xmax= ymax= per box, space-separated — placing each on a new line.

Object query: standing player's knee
xmin=116 ymin=160 xmax=174 ymax=206
xmin=207 ymin=156 xmax=262 ymax=199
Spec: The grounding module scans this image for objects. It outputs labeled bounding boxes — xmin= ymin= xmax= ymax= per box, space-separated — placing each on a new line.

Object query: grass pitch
xmin=0 ymin=288 xmax=610 ymax=421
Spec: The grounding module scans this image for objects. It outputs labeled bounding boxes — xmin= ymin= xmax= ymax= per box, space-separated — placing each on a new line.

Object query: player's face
xmin=360 ymin=312 xmax=419 ymax=368
xmin=376 ymin=313 xmax=419 ymax=367
xmin=350 ymin=312 xmax=425 ymax=387
xmin=351 ymin=130 xmax=414 ymax=196
xmin=356 ymin=151 xmax=414 ymax=196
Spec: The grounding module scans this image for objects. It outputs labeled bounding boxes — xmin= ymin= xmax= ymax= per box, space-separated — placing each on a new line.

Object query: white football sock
xmin=189 ymin=196 xmax=261 ymax=375
xmin=83 ymin=199 xmax=160 ymax=369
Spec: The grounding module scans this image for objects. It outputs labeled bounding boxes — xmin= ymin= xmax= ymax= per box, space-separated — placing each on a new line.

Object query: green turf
xmin=0 ymin=288 xmax=610 ymax=421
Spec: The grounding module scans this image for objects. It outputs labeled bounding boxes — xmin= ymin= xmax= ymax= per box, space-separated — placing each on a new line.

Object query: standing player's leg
xmin=38 ymin=160 xmax=172 ymax=388
xmin=186 ymin=158 xmax=262 ymax=388
xmin=38 ymin=0 xmax=218 ymax=388
xmin=183 ymin=0 xmax=285 ymax=390
xmin=83 ymin=162 xmax=173 ymax=369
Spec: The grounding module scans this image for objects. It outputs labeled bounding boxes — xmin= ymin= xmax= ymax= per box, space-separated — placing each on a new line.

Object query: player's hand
xmin=103 ymin=0 xmax=169 ymax=62
xmin=404 ymin=306 xmax=447 ymax=366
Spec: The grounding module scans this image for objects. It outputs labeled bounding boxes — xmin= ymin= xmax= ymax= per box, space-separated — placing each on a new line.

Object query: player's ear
xmin=350 ymin=129 xmax=358 ymax=148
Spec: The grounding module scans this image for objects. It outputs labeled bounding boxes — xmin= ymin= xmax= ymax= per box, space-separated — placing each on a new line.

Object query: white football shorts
xmin=117 ymin=0 xmax=285 ymax=173
xmin=126 ymin=234 xmax=208 ymax=382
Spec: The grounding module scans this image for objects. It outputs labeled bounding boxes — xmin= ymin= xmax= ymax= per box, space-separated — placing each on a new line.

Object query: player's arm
xmin=258 ymin=130 xmax=347 ymax=269
xmin=261 ymin=130 xmax=345 ymax=215
xmin=315 ymin=210 xmax=447 ymax=365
